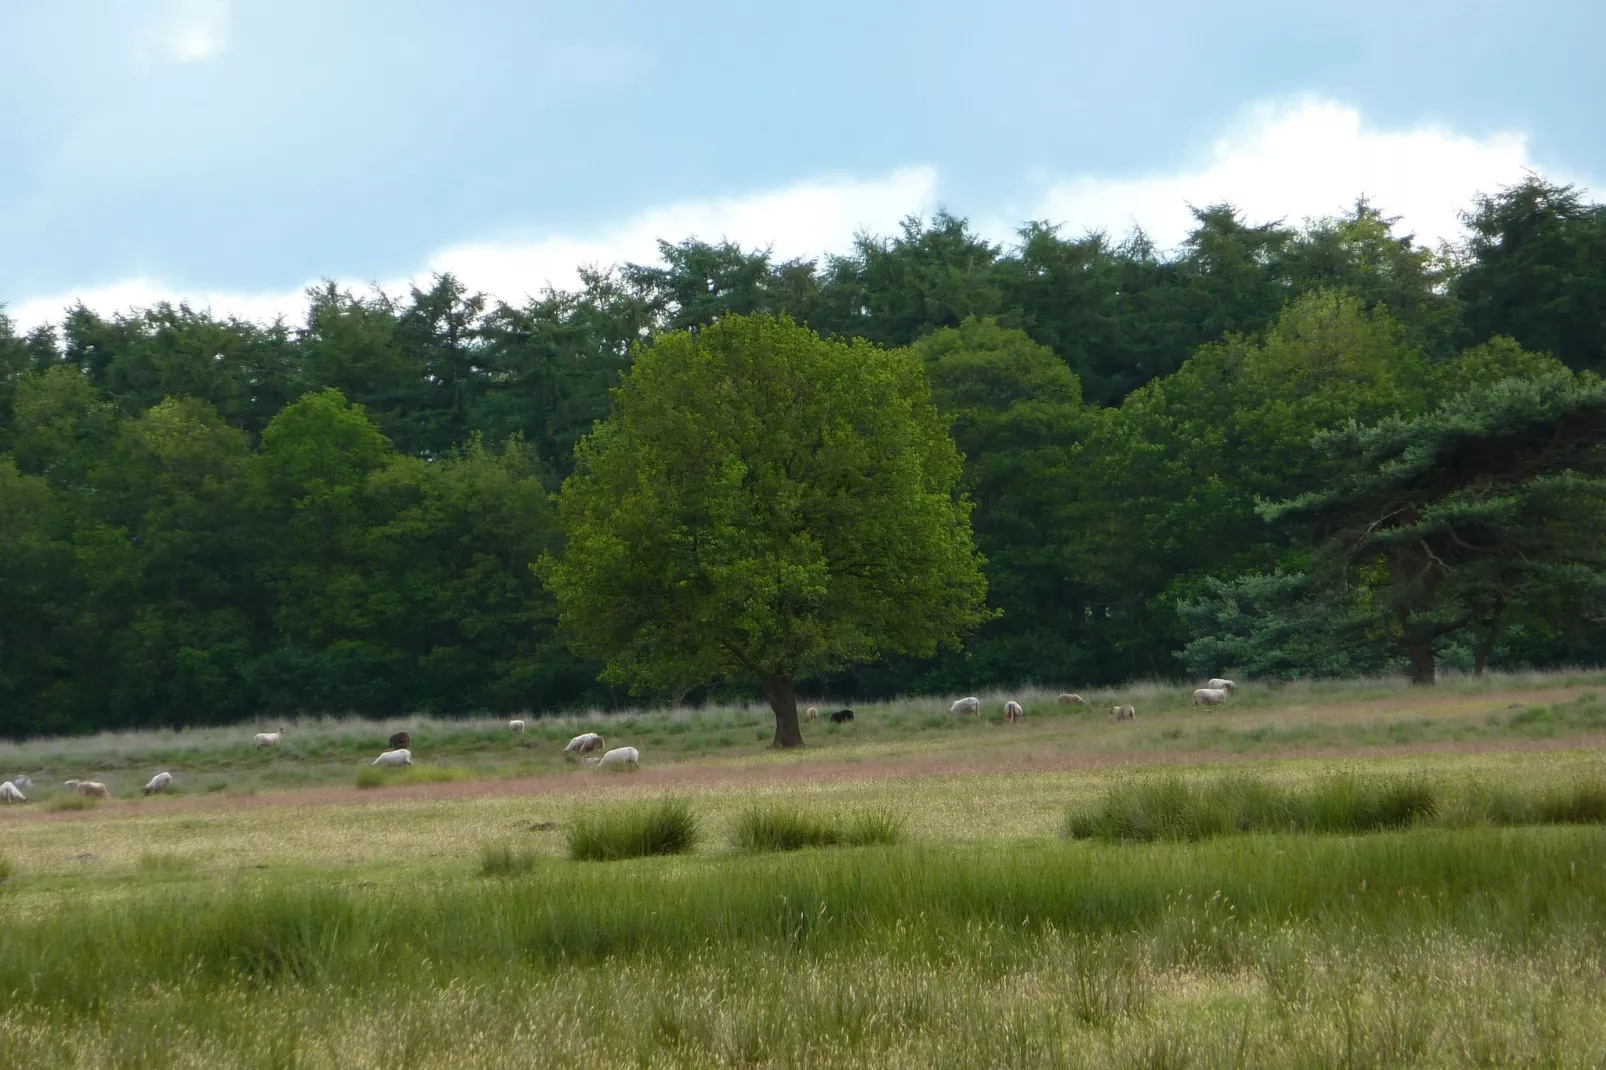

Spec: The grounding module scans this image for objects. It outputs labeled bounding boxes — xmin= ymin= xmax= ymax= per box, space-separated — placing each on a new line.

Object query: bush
xmin=479 ymin=843 xmax=541 ymax=877
xmin=568 ymin=798 xmax=700 ymax=861
xmin=732 ymin=806 xmax=907 ymax=852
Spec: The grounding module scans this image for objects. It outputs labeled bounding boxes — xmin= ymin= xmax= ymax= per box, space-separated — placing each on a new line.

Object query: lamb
xmin=1004 ymin=700 xmax=1023 ymax=724
xmin=1111 ymin=705 xmax=1136 ymax=722
xmin=1206 ymin=679 xmax=1237 ymax=693
xmin=564 ymin=732 xmax=605 ymax=756
xmin=1057 ymin=693 xmax=1087 ymax=706
xmin=592 ymin=746 xmax=641 ymax=771
xmin=1193 ymin=687 xmax=1229 ymax=707
xmin=253 ymin=730 xmax=283 ymax=748
xmin=950 ymin=696 xmax=982 ymax=716
xmin=0 ymin=780 xmax=25 ymax=803
xmin=76 ymin=781 xmax=111 ymax=798
xmin=142 ymin=771 xmax=173 ymax=796
xmin=509 ymin=719 xmax=526 ymax=733
xmin=388 ymin=731 xmax=412 ymax=750
xmin=805 ymin=706 xmax=819 ymax=722
xmin=829 ymin=709 xmax=854 ymax=724
xmin=372 ymin=748 xmax=413 ymax=767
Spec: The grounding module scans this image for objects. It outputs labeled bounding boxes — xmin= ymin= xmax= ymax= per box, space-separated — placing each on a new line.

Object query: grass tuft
xmin=568 ymin=797 xmax=700 ymax=861
xmin=0 ymin=855 xmax=11 ymax=883
xmin=355 ymin=765 xmax=475 ymax=790
xmin=479 ymin=843 xmax=541 ymax=877
xmin=732 ymin=805 xmax=907 ymax=852
xmin=44 ymin=794 xmax=99 ymax=812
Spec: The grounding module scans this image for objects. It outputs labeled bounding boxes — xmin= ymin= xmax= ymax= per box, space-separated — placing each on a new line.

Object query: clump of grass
xmin=479 ymin=843 xmax=541 ymax=877
xmin=732 ymin=806 xmax=906 ymax=852
xmin=355 ymin=765 xmax=475 ymax=790
xmin=204 ymin=780 xmax=228 ymax=794
xmin=138 ymin=853 xmax=196 ymax=874
xmin=568 ymin=798 xmax=700 ymax=861
xmin=1065 ymin=774 xmax=1437 ymax=842
xmin=0 ymin=855 xmax=11 ymax=883
xmin=44 ymin=794 xmax=99 ymax=813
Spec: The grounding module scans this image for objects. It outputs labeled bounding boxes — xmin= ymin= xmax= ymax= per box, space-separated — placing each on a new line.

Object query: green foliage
xmin=545 ymin=314 xmax=991 ymax=744
xmin=731 ymin=806 xmax=907 ymax=852
xmin=567 ymin=798 xmax=701 ymax=861
xmin=479 ymin=842 xmax=541 ymax=877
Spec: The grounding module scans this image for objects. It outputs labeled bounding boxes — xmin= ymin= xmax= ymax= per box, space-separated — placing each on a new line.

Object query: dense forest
xmin=3 ymin=176 xmax=1606 ymax=736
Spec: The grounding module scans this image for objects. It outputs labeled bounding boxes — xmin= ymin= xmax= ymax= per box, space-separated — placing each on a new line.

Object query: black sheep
xmin=828 ymin=709 xmax=855 ymax=724
xmin=388 ymin=730 xmax=412 ymax=750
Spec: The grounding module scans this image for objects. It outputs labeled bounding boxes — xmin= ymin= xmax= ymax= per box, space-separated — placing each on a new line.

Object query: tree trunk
xmin=762 ymin=673 xmax=805 ymax=748
xmin=1406 ymin=640 xmax=1437 ymax=686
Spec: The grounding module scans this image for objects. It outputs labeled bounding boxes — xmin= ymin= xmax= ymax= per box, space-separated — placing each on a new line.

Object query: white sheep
xmin=1057 ymin=693 xmax=1087 ymax=706
xmin=1004 ymin=700 xmax=1024 ymax=724
xmin=372 ymin=748 xmax=413 ymax=767
xmin=76 ymin=781 xmax=111 ymax=798
xmin=1193 ymin=688 xmax=1229 ymax=707
xmin=0 ymin=780 xmax=26 ymax=803
xmin=950 ymin=696 xmax=982 ymax=716
xmin=253 ymin=730 xmax=283 ymax=748
xmin=1111 ymin=705 xmax=1136 ymax=722
xmin=591 ymin=746 xmax=640 ymax=772
xmin=509 ymin=719 xmax=526 ymax=733
xmin=805 ymin=706 xmax=819 ymax=722
xmin=142 ymin=771 xmax=173 ymax=796
xmin=11 ymin=774 xmax=31 ymax=789
xmin=564 ymin=732 xmax=605 ymax=756
xmin=1206 ymin=678 xmax=1237 ymax=693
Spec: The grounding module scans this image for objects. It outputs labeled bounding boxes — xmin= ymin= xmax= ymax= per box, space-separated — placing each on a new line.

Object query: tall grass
xmin=1065 ymin=773 xmax=1606 ymax=842
xmin=567 ymin=797 xmax=700 ymax=861
xmin=478 ymin=843 xmax=541 ymax=877
xmin=731 ymin=806 xmax=907 ymax=852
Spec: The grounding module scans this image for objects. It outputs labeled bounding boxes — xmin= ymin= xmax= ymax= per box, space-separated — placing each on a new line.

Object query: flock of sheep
xmin=0 ymin=680 xmax=1241 ymax=804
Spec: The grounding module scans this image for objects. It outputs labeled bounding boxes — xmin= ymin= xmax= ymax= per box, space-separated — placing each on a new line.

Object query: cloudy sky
xmin=3 ymin=0 xmax=1602 ymax=328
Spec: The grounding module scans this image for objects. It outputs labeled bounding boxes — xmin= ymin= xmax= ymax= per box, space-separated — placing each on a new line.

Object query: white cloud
xmin=158 ymin=0 xmax=231 ymax=63
xmin=1031 ymin=97 xmax=1540 ymax=251
xmin=7 ymin=167 xmax=938 ymax=330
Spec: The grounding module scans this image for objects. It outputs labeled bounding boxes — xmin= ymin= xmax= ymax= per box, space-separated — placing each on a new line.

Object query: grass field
xmin=5 ymin=670 xmax=1606 ymax=1066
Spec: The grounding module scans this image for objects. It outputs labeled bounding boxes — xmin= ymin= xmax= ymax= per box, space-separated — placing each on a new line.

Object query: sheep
xmin=63 ymin=779 xmax=80 ymax=789
xmin=509 ymin=719 xmax=526 ymax=734
xmin=1111 ymin=705 xmax=1136 ymax=722
xmin=829 ymin=709 xmax=855 ymax=724
xmin=142 ymin=771 xmax=173 ymax=796
xmin=1004 ymin=700 xmax=1023 ymax=724
xmin=372 ymin=748 xmax=413 ymax=767
xmin=591 ymin=746 xmax=640 ymax=772
xmin=564 ymin=732 xmax=605 ymax=757
xmin=0 ymin=780 xmax=25 ymax=803
xmin=1193 ymin=687 xmax=1229 ymax=707
xmin=1057 ymin=693 xmax=1087 ymax=706
xmin=950 ymin=696 xmax=982 ymax=716
xmin=805 ymin=706 xmax=819 ymax=722
xmin=388 ymin=731 xmax=412 ymax=750
xmin=1206 ymin=679 xmax=1237 ymax=693
xmin=76 ymin=781 xmax=111 ymax=798
xmin=253 ymin=730 xmax=283 ymax=748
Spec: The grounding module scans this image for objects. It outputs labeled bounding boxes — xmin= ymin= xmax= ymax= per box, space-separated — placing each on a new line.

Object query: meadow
xmin=5 ymin=670 xmax=1606 ymax=1066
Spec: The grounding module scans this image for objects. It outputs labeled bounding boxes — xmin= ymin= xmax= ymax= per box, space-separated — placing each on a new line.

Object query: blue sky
xmin=3 ymin=0 xmax=1602 ymax=326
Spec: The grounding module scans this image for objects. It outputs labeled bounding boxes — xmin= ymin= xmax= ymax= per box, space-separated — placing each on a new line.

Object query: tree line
xmin=2 ymin=176 xmax=1605 ymax=736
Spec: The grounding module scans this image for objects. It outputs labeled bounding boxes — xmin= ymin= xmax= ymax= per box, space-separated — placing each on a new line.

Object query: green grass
xmin=43 ymin=794 xmax=98 ymax=812
xmin=731 ymin=805 xmax=906 ymax=852
xmin=0 ymin=854 xmax=10 ymax=883
xmin=354 ymin=764 xmax=476 ymax=789
xmin=567 ymin=797 xmax=701 ymax=861
xmin=478 ymin=842 xmax=542 ymax=877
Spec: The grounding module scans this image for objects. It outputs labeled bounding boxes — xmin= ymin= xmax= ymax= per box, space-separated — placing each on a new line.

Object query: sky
xmin=3 ymin=0 xmax=1603 ymax=329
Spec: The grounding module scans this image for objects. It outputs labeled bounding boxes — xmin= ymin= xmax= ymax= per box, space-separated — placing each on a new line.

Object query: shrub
xmin=479 ymin=843 xmax=541 ymax=877
xmin=568 ymin=798 xmax=700 ymax=861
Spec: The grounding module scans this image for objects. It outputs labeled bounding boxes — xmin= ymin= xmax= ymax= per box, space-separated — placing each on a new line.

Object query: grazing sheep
xmin=1111 ymin=705 xmax=1136 ymax=722
xmin=388 ymin=731 xmax=412 ymax=750
xmin=1193 ymin=687 xmax=1229 ymax=707
xmin=805 ymin=706 xmax=819 ymax=722
xmin=372 ymin=748 xmax=413 ymax=767
xmin=76 ymin=781 xmax=111 ymax=798
xmin=829 ymin=708 xmax=855 ymax=724
xmin=950 ymin=696 xmax=982 ymax=716
xmin=253 ymin=730 xmax=283 ymax=748
xmin=509 ymin=719 xmax=526 ymax=733
xmin=1206 ymin=679 xmax=1237 ymax=693
xmin=564 ymin=732 xmax=605 ymax=756
xmin=63 ymin=779 xmax=80 ymax=789
xmin=1057 ymin=693 xmax=1087 ymax=706
xmin=1004 ymin=700 xmax=1023 ymax=724
xmin=0 ymin=780 xmax=25 ymax=803
xmin=142 ymin=771 xmax=173 ymax=796
xmin=592 ymin=746 xmax=640 ymax=771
